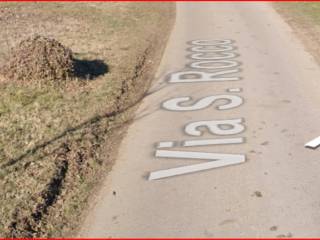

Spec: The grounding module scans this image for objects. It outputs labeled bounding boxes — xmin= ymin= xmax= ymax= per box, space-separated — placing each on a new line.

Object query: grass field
xmin=275 ymin=2 xmax=320 ymax=23
xmin=274 ymin=2 xmax=320 ymax=64
xmin=0 ymin=3 xmax=175 ymax=237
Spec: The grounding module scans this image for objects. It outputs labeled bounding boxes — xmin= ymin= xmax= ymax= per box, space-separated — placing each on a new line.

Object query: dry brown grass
xmin=274 ymin=3 xmax=320 ymax=65
xmin=0 ymin=2 xmax=175 ymax=237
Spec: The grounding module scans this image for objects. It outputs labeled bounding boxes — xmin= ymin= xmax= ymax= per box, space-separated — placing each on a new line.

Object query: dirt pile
xmin=0 ymin=35 xmax=75 ymax=83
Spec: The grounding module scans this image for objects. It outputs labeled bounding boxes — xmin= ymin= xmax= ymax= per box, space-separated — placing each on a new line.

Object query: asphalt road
xmin=79 ymin=2 xmax=320 ymax=237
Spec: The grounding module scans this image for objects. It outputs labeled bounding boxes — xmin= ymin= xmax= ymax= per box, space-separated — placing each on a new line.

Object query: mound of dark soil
xmin=0 ymin=35 xmax=75 ymax=83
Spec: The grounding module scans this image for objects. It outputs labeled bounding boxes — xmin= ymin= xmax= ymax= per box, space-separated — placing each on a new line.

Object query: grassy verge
xmin=0 ymin=3 xmax=175 ymax=237
xmin=274 ymin=2 xmax=320 ymax=64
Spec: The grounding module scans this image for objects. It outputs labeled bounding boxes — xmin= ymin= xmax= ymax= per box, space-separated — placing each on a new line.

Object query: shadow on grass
xmin=74 ymin=59 xmax=108 ymax=80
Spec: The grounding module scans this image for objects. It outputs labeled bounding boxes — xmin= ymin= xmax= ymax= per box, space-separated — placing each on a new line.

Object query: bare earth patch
xmin=0 ymin=35 xmax=75 ymax=84
xmin=0 ymin=2 xmax=175 ymax=237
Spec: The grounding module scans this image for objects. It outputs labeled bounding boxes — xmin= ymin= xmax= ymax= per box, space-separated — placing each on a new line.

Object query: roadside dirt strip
xmin=80 ymin=2 xmax=320 ymax=238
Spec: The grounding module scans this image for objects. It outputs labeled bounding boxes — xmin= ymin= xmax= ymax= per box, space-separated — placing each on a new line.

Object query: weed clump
xmin=0 ymin=35 xmax=75 ymax=83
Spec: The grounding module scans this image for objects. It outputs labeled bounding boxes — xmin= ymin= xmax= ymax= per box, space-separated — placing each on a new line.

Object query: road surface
xmin=79 ymin=2 xmax=320 ymax=237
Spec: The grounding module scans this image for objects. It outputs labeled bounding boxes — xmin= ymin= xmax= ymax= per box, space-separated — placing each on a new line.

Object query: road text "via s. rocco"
xmin=149 ymin=39 xmax=246 ymax=180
